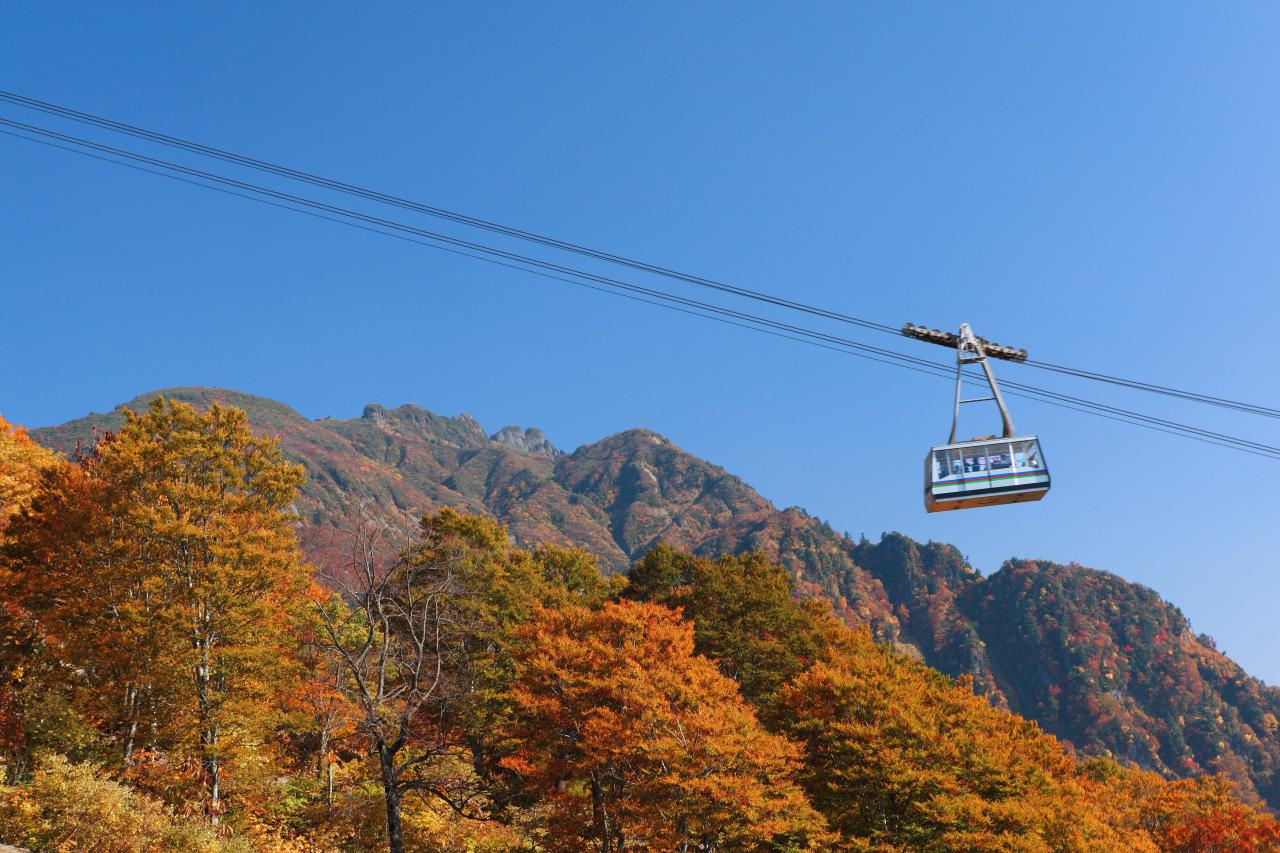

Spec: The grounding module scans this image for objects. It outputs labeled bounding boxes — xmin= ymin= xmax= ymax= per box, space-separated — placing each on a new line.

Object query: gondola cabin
xmin=925 ymin=436 xmax=1050 ymax=512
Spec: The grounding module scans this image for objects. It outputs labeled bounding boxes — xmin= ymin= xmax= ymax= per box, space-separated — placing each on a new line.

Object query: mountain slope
xmin=31 ymin=387 xmax=1280 ymax=806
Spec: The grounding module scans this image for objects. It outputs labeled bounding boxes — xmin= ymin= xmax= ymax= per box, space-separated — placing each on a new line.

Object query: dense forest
xmin=32 ymin=387 xmax=1280 ymax=811
xmin=2 ymin=398 xmax=1279 ymax=850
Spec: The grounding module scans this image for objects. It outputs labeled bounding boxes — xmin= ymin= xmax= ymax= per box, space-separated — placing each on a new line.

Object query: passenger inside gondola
xmin=935 ymin=449 xmax=965 ymax=480
xmin=1007 ymin=440 xmax=1042 ymax=470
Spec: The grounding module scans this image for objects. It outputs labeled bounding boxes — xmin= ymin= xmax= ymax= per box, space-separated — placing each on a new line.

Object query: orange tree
xmin=0 ymin=415 xmax=68 ymax=778
xmin=4 ymin=398 xmax=310 ymax=820
xmin=1150 ymin=776 xmax=1280 ymax=851
xmin=503 ymin=598 xmax=830 ymax=853
xmin=1079 ymin=760 xmax=1280 ymax=853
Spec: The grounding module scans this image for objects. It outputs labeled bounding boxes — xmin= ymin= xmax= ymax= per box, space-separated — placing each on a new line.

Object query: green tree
xmin=626 ymin=544 xmax=832 ymax=706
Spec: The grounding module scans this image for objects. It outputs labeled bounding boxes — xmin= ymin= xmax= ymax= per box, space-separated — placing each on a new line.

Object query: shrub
xmin=0 ymin=753 xmax=245 ymax=852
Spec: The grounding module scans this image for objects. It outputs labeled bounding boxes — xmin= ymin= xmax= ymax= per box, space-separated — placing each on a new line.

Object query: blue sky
xmin=3 ymin=4 xmax=1279 ymax=680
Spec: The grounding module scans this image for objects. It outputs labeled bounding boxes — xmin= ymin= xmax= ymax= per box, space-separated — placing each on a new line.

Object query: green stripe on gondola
xmin=933 ymin=471 xmax=1048 ymax=491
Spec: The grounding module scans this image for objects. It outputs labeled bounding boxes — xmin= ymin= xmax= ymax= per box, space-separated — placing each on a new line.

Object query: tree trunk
xmin=590 ymin=770 xmax=614 ymax=853
xmin=147 ymin=687 xmax=158 ymax=750
xmin=201 ymin=698 xmax=221 ymax=822
xmin=122 ymin=684 xmax=138 ymax=765
xmin=318 ymin=727 xmax=329 ymax=778
xmin=205 ymin=748 xmax=221 ymax=822
xmin=378 ymin=741 xmax=405 ymax=853
xmin=194 ymin=600 xmax=220 ymax=822
xmin=123 ymin=717 xmax=138 ymax=765
xmin=318 ymin=723 xmax=334 ymax=813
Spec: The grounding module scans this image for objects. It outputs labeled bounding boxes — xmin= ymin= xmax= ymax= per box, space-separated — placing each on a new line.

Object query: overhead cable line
xmin=0 ymin=88 xmax=899 ymax=336
xmin=7 ymin=88 xmax=1275 ymax=422
xmin=1020 ymin=359 xmax=1280 ymax=419
xmin=2 ymin=118 xmax=1278 ymax=462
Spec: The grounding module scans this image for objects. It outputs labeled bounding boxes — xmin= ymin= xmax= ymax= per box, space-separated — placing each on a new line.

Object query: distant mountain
xmin=32 ymin=387 xmax=1280 ymax=807
xmin=32 ymin=387 xmax=904 ymax=638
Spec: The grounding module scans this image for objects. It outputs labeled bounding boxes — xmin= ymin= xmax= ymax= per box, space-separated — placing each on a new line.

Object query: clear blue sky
xmin=3 ymin=4 xmax=1279 ymax=680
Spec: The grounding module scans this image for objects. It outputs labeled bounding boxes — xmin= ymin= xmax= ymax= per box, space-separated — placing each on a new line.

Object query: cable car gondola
xmin=926 ymin=435 xmax=1050 ymax=512
xmin=905 ymin=322 xmax=1051 ymax=512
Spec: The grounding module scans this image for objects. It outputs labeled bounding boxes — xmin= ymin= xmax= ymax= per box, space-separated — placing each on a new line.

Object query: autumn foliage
xmin=504 ymin=599 xmax=828 ymax=852
xmin=2 ymin=399 xmax=1278 ymax=851
xmin=37 ymin=390 xmax=1280 ymax=809
xmin=0 ymin=415 xmax=62 ymax=531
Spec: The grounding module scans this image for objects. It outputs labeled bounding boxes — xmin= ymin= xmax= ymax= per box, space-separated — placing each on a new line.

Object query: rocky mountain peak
xmin=359 ymin=403 xmax=488 ymax=449
xmin=491 ymin=425 xmax=561 ymax=457
xmin=361 ymin=403 xmax=390 ymax=425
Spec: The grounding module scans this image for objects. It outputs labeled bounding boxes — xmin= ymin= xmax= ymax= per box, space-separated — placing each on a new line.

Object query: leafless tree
xmin=311 ymin=506 xmax=480 ymax=853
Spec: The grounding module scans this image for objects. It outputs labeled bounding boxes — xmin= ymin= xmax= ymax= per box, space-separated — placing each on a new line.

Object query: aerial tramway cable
xmin=0 ymin=89 xmax=900 ymax=336
xmin=3 ymin=89 xmax=1277 ymax=421
xmin=1019 ymin=359 xmax=1280 ymax=419
xmin=1 ymin=116 xmax=1278 ymax=462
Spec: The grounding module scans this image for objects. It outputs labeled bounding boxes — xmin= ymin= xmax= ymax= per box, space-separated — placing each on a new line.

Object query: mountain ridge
xmin=29 ymin=386 xmax=1280 ymax=807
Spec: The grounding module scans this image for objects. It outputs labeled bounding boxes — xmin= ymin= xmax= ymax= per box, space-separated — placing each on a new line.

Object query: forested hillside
xmin=6 ymin=399 xmax=1280 ymax=849
xmin=33 ymin=387 xmax=1280 ymax=810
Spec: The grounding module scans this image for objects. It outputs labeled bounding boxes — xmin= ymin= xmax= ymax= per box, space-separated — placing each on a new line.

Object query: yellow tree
xmin=504 ymin=599 xmax=830 ymax=852
xmin=0 ymin=414 xmax=62 ymax=531
xmin=0 ymin=415 xmax=67 ymax=777
xmin=777 ymin=630 xmax=1148 ymax=852
xmin=5 ymin=398 xmax=309 ymax=819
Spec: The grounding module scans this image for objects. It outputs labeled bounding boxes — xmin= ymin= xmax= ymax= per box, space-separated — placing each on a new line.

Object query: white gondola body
xmin=924 ymin=435 xmax=1050 ymax=512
